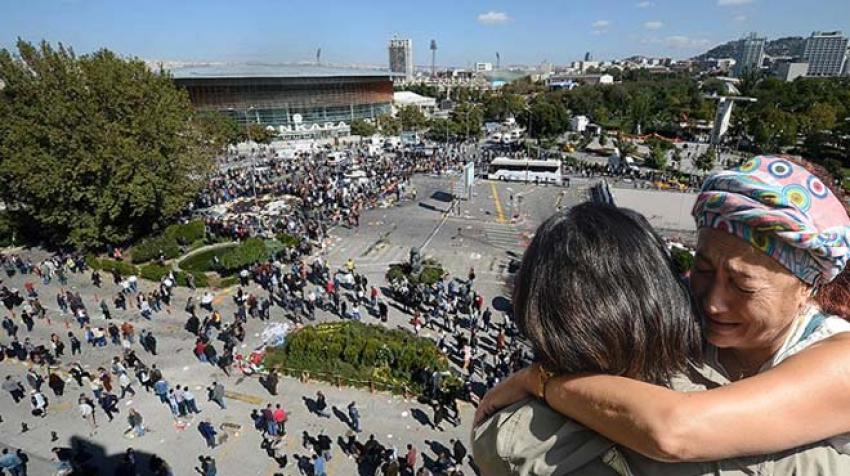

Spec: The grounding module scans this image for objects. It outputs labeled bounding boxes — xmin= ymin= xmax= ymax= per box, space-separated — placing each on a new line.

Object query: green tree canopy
xmin=451 ymin=102 xmax=484 ymax=138
xmin=397 ymin=105 xmax=428 ymax=131
xmin=695 ymin=147 xmax=717 ymax=174
xmin=350 ymin=118 xmax=377 ymax=137
xmin=194 ymin=111 xmax=241 ymax=148
xmin=242 ymin=123 xmax=276 ymax=144
xmin=0 ymin=40 xmax=214 ymax=249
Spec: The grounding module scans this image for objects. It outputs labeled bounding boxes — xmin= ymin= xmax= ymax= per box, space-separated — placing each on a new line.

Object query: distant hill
xmin=693 ymin=36 xmax=805 ymax=60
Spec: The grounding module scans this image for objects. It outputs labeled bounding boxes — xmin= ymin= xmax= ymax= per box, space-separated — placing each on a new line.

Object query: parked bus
xmin=487 ymin=157 xmax=562 ymax=185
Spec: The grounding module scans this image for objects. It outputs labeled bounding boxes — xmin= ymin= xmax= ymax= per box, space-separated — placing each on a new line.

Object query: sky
xmin=1 ymin=0 xmax=849 ymax=68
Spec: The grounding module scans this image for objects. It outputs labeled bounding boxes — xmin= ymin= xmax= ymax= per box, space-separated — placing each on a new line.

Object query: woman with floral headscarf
xmin=476 ymin=156 xmax=850 ymax=462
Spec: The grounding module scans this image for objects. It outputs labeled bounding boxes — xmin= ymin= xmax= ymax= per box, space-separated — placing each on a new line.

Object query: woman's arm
xmin=541 ymin=334 xmax=850 ymax=462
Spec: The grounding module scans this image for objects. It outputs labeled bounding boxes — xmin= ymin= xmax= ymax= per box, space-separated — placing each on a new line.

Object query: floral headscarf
xmin=693 ymin=156 xmax=850 ymax=286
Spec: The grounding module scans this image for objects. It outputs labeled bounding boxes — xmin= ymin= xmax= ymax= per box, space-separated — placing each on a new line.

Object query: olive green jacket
xmin=473 ymin=365 xmax=850 ymax=475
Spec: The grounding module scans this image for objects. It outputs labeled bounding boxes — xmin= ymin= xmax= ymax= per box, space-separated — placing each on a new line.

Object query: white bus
xmin=487 ymin=158 xmax=562 ymax=185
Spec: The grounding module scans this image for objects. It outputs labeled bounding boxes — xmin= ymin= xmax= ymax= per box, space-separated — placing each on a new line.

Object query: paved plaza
xmin=0 ymin=175 xmax=576 ymax=476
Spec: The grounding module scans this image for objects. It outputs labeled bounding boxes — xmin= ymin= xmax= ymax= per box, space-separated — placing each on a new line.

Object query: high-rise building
xmin=733 ymin=33 xmax=766 ymax=77
xmin=388 ymin=37 xmax=413 ymax=81
xmin=802 ymin=31 xmax=848 ymax=77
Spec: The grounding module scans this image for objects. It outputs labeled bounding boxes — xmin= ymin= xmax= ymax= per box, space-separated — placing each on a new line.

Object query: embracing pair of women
xmin=473 ymin=156 xmax=850 ymax=475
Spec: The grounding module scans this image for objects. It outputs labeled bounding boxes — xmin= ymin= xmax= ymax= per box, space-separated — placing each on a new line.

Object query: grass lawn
xmin=178 ymin=244 xmax=237 ymax=273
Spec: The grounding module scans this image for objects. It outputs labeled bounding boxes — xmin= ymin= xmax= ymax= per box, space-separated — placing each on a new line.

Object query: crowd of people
xmin=0 ymin=141 xmax=534 ymax=476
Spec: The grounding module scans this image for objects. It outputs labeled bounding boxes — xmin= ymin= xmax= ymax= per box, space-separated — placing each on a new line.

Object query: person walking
xmin=99 ymin=392 xmax=119 ymax=422
xmin=347 ymin=401 xmax=361 ymax=433
xmin=118 ymin=372 xmax=136 ymax=399
xmin=79 ymin=395 xmax=97 ymax=433
xmin=30 ymin=389 xmax=48 ymax=417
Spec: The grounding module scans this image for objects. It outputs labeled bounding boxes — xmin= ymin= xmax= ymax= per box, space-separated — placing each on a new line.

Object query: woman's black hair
xmin=514 ymin=202 xmax=703 ymax=386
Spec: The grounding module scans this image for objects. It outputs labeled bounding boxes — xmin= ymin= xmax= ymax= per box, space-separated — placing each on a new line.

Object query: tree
xmin=242 ymin=123 xmax=276 ymax=144
xmin=644 ymin=145 xmax=668 ymax=170
xmin=397 ymin=105 xmax=428 ymax=131
xmin=0 ymin=40 xmax=214 ymax=249
xmin=822 ymin=158 xmax=844 ymax=182
xmin=426 ymin=117 xmax=458 ymax=142
xmin=695 ymin=147 xmax=717 ymax=174
xmin=451 ymin=102 xmax=483 ymax=139
xmin=483 ymin=93 xmax=526 ymax=122
xmin=376 ymin=114 xmax=401 ymax=136
xmin=194 ymin=111 xmax=241 ymax=149
xmin=526 ymin=98 xmax=569 ymax=138
xmin=350 ymin=119 xmax=377 ymax=137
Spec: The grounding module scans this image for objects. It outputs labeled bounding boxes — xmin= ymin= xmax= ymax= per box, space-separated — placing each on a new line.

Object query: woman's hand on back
xmin=473 ymin=366 xmax=537 ymax=428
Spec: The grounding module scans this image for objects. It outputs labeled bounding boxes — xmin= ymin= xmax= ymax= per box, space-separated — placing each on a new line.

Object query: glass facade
xmin=175 ymin=75 xmax=393 ymax=129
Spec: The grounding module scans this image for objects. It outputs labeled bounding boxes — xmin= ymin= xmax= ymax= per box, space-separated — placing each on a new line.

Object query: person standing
xmin=313 ymin=453 xmax=327 ymax=476
xmin=451 ymin=439 xmax=467 ymax=466
xmin=128 ymin=408 xmax=145 ymax=437
xmin=3 ymin=376 xmax=25 ymax=403
xmin=47 ymin=371 xmax=65 ymax=397
xmin=183 ymin=386 xmax=200 ymax=414
xmin=68 ymin=332 xmax=81 ymax=355
xmin=0 ymin=448 xmax=24 ymax=476
xmin=262 ymin=404 xmax=277 ymax=437
xmin=405 ymin=444 xmax=418 ymax=472
xmin=144 ymin=331 xmax=157 ymax=355
xmin=315 ymin=391 xmax=330 ymax=418
xmin=199 ymin=456 xmax=217 ymax=476
xmin=265 ymin=371 xmax=279 ymax=396
xmin=208 ymin=381 xmax=226 ymax=409
xmin=198 ymin=420 xmax=217 ymax=448
xmin=273 ymin=404 xmax=287 ymax=436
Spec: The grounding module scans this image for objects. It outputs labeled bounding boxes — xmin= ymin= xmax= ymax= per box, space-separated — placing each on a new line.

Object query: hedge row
xmin=264 ymin=321 xmax=456 ymax=395
xmin=130 ymin=220 xmax=206 ymax=264
xmin=276 ymin=233 xmax=301 ymax=248
xmin=86 ymin=256 xmax=138 ymax=276
xmin=218 ymin=238 xmax=268 ymax=273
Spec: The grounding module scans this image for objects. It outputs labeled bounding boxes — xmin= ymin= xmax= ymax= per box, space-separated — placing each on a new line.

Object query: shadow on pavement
xmin=55 ymin=435 xmax=175 ymax=475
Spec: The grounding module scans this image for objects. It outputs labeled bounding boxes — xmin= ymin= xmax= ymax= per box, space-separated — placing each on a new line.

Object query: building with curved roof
xmin=171 ymin=64 xmax=398 ymax=139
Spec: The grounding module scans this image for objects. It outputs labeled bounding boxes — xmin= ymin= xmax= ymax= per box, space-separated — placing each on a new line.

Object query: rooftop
xmin=169 ymin=63 xmax=400 ymax=79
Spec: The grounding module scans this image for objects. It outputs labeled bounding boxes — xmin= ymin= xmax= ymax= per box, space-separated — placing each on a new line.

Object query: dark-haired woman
xmin=477 ymin=156 xmax=850 ymax=470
